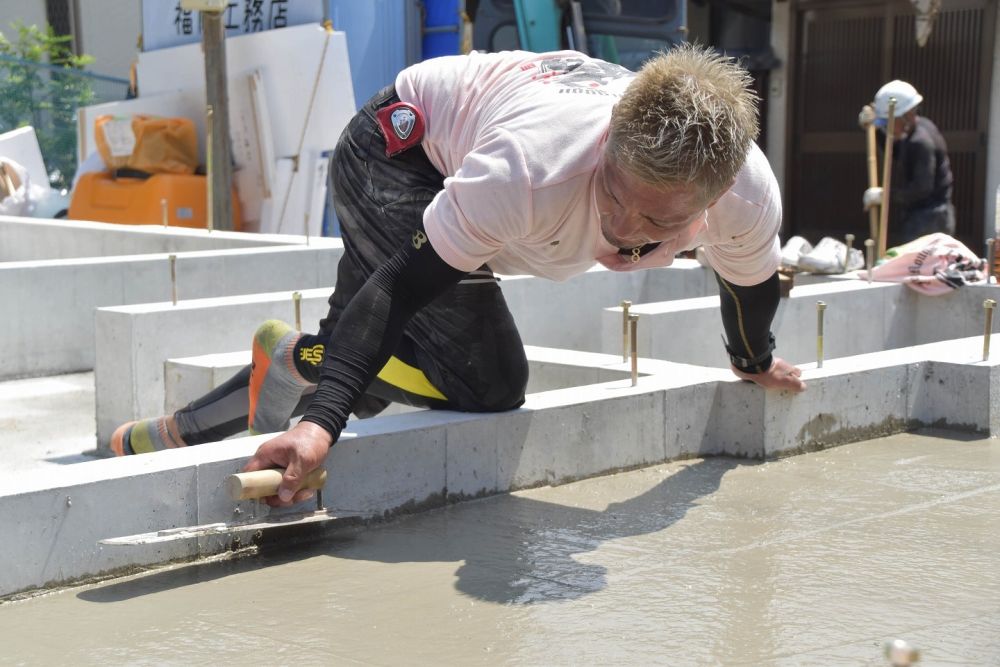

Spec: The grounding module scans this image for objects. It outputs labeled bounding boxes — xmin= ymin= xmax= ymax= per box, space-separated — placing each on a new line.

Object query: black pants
xmin=892 ymin=202 xmax=956 ymax=247
xmin=172 ymin=87 xmax=528 ymax=445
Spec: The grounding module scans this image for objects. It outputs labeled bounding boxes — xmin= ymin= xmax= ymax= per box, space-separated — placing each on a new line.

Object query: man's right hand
xmin=242 ymin=421 xmax=333 ymax=507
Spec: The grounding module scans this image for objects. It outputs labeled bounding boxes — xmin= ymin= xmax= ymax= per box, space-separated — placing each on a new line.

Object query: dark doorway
xmin=786 ymin=0 xmax=995 ymax=250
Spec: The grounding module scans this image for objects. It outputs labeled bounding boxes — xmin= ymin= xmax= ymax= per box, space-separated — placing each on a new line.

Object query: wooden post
xmin=877 ymin=98 xmax=897 ymax=258
xmin=866 ymin=122 xmax=880 ymax=241
xmin=202 ymin=10 xmax=233 ymax=231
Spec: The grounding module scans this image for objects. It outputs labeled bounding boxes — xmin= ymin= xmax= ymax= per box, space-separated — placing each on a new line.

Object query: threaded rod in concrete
xmin=621 ymin=300 xmax=631 ymax=362
xmin=816 ymin=301 xmax=827 ymax=368
xmin=629 ymin=314 xmax=639 ymax=386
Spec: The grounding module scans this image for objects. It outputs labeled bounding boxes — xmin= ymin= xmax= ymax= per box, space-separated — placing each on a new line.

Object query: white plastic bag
xmin=0 ymin=158 xmax=47 ymax=217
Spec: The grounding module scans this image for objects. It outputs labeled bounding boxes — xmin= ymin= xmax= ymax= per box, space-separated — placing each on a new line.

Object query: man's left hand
xmin=731 ymin=356 xmax=806 ymax=393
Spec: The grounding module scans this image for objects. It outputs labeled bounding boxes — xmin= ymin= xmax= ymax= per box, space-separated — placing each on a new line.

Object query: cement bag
xmin=859 ymin=233 xmax=986 ymax=296
xmin=95 ymin=114 xmax=198 ymax=175
xmin=0 ymin=158 xmax=47 ymax=216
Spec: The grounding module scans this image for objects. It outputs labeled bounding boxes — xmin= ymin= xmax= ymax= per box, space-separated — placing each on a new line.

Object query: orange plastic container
xmin=68 ymin=171 xmax=242 ymax=231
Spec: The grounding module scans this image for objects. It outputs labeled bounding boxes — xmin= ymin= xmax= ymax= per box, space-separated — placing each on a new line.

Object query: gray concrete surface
xmin=3 ymin=335 xmax=998 ymax=598
xmin=1 ymin=432 xmax=997 ymax=665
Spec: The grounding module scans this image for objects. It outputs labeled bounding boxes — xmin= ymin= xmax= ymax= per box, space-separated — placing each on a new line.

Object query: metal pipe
xmin=865 ymin=238 xmax=875 ymax=284
xmin=169 ymin=254 xmax=177 ymax=306
xmin=843 ymin=233 xmax=854 ymax=272
xmin=984 ymin=299 xmax=996 ymax=362
xmin=629 ymin=314 xmax=638 ymax=386
xmin=621 ymin=300 xmax=631 ymax=362
xmin=293 ymin=291 xmax=302 ymax=332
xmin=986 ymin=237 xmax=994 ymax=284
xmin=816 ymin=301 xmax=827 ymax=368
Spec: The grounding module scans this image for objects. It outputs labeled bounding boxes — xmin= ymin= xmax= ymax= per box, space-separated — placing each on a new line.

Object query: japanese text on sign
xmin=144 ymin=0 xmax=319 ymax=51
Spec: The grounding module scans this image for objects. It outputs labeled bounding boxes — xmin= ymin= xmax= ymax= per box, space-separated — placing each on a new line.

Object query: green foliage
xmin=0 ymin=22 xmax=95 ymax=188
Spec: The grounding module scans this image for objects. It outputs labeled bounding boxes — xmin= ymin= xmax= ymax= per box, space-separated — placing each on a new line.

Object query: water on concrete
xmin=1 ymin=431 xmax=997 ymax=665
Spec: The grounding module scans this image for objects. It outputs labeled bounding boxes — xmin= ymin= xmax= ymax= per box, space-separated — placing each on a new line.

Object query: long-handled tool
xmin=98 ymin=468 xmax=355 ymax=546
xmin=860 ymin=104 xmax=880 ymax=241
xmin=877 ymin=98 xmax=897 ymax=258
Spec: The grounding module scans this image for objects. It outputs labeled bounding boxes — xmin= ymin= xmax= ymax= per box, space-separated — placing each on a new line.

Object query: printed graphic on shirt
xmin=533 ymin=57 xmax=631 ymax=93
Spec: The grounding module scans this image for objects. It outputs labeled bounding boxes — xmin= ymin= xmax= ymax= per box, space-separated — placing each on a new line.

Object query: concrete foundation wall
xmin=0 ymin=216 xmax=312 ymax=262
xmin=602 ymin=281 xmax=1000 ymax=368
xmin=1 ymin=244 xmax=343 ymax=380
xmin=93 ymin=264 xmax=719 ymax=446
xmin=95 ymin=288 xmax=336 ymax=445
xmin=162 ymin=345 xmax=671 ymax=415
xmin=498 ymin=261 xmax=717 ymax=351
xmin=5 ymin=336 xmax=997 ymax=600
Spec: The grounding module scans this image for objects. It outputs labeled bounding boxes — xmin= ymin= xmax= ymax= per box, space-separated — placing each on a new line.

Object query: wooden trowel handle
xmin=225 ymin=468 xmax=328 ymax=501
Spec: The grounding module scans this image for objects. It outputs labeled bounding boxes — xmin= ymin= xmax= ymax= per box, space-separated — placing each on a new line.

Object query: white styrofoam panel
xmin=136 ymin=24 xmax=356 ymax=160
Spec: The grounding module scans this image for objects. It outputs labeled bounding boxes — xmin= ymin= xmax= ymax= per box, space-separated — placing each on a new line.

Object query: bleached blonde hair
xmin=608 ymin=44 xmax=759 ymax=203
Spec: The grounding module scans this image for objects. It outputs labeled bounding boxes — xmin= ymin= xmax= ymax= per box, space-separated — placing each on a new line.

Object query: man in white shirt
xmin=112 ymin=45 xmax=804 ymax=505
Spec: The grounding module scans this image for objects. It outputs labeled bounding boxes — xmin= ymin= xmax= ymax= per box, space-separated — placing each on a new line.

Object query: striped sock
xmin=248 ymin=320 xmax=312 ymax=435
xmin=111 ymin=416 xmax=186 ymax=455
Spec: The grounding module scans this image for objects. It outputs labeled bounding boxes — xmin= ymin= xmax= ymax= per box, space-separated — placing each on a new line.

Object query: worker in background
xmin=863 ymin=79 xmax=955 ymax=246
xmin=111 ymin=45 xmax=805 ymax=503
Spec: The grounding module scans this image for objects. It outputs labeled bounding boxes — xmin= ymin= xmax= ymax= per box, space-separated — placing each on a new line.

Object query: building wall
xmin=0 ymin=0 xmax=50 ymax=39
xmin=986 ymin=5 xmax=1000 ymax=240
xmin=76 ymin=0 xmax=141 ymax=78
xmin=766 ymin=0 xmax=790 ymax=198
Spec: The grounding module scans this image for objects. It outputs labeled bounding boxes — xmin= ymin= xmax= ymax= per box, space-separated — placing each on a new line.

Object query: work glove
xmin=858 ymin=104 xmax=876 ymax=129
xmin=863 ymin=186 xmax=883 ymax=211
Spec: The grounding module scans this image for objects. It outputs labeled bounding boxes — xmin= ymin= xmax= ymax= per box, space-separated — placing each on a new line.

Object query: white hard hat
xmin=873 ymin=80 xmax=922 ymax=126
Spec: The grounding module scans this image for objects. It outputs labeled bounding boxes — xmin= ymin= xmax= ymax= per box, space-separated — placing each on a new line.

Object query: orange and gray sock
xmin=248 ymin=320 xmax=312 ymax=435
xmin=110 ymin=415 xmax=186 ymax=456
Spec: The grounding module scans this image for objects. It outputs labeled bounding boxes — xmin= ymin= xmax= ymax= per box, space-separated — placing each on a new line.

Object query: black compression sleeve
xmin=300 ymin=225 xmax=466 ymax=442
xmin=715 ymin=271 xmax=780 ymax=374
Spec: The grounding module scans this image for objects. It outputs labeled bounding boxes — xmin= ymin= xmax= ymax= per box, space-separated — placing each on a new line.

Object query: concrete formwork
xmin=0 ymin=216 xmax=303 ymax=262
xmin=93 ymin=263 xmax=719 ymax=447
xmin=602 ymin=280 xmax=1000 ymax=368
xmin=162 ymin=345 xmax=670 ymax=415
xmin=4 ymin=335 xmax=998 ymax=600
xmin=94 ymin=288 xmax=335 ymax=445
xmin=2 ymin=244 xmax=343 ymax=380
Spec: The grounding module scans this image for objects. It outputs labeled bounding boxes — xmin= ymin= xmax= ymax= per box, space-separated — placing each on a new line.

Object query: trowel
xmin=99 ymin=468 xmax=356 ymax=546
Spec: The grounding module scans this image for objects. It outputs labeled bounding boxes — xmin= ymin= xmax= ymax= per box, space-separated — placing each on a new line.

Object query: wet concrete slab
xmin=1 ymin=431 xmax=997 ymax=665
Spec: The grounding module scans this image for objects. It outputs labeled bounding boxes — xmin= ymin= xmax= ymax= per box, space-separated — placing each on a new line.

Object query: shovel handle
xmin=225 ymin=468 xmax=327 ymax=501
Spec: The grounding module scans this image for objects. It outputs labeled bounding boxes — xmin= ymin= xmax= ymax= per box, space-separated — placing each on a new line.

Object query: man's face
xmin=881 ymin=111 xmax=917 ymax=139
xmin=595 ymin=153 xmax=707 ymax=250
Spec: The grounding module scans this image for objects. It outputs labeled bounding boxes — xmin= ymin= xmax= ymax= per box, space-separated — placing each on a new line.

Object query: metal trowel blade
xmin=99 ymin=508 xmax=356 ymax=546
